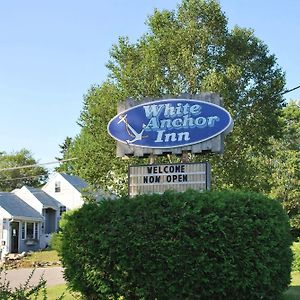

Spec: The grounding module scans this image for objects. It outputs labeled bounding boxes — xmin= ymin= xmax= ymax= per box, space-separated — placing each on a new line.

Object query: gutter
xmin=9 ymin=216 xmax=44 ymax=222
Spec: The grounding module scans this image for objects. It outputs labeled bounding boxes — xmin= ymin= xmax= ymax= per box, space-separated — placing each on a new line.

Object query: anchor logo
xmin=118 ymin=114 xmax=148 ymax=144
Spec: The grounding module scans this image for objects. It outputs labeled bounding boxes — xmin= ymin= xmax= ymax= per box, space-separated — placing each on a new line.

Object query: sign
xmin=108 ymin=99 xmax=233 ymax=149
xmin=129 ymin=162 xmax=210 ymax=197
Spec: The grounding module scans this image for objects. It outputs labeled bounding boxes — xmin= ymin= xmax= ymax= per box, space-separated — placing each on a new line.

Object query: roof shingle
xmin=25 ymin=186 xmax=61 ymax=208
xmin=60 ymin=173 xmax=87 ymax=191
xmin=0 ymin=192 xmax=42 ymax=219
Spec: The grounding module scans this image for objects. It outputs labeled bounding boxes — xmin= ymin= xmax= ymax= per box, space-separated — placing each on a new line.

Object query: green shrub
xmin=49 ymin=232 xmax=63 ymax=252
xmin=60 ymin=190 xmax=292 ymax=299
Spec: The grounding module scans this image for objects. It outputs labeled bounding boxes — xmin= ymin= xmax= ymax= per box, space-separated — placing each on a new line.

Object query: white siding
xmin=42 ymin=173 xmax=84 ymax=210
xmin=13 ymin=187 xmax=43 ymax=214
xmin=1 ymin=219 xmax=10 ymax=259
xmin=0 ymin=206 xmax=11 ymax=219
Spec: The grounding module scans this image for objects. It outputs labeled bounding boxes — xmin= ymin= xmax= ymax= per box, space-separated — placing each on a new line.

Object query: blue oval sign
xmin=107 ymin=99 xmax=233 ymax=148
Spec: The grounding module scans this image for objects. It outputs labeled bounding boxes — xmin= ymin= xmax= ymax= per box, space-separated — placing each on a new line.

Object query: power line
xmin=281 ymin=84 xmax=300 ymax=95
xmin=0 ymin=158 xmax=77 ymax=172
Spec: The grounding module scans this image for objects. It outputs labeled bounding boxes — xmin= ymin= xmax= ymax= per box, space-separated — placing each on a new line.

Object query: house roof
xmin=60 ymin=173 xmax=87 ymax=191
xmin=0 ymin=192 xmax=42 ymax=220
xmin=25 ymin=186 xmax=61 ymax=208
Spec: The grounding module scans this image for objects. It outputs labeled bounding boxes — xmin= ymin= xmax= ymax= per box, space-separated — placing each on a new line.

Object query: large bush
xmin=60 ymin=190 xmax=292 ymax=299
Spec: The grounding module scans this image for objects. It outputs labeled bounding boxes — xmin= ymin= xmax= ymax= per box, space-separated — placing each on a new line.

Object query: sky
xmin=0 ymin=0 xmax=299 ymax=169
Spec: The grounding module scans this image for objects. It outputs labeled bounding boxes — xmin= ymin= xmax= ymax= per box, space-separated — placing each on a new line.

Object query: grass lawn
xmin=19 ymin=249 xmax=60 ymax=268
xmin=282 ymin=272 xmax=300 ymax=300
xmin=36 ymin=271 xmax=300 ymax=300
xmin=30 ymin=284 xmax=80 ymax=300
xmin=25 ymin=249 xmax=60 ymax=262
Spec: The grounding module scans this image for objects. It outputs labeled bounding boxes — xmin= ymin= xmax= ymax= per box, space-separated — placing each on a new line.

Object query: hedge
xmin=49 ymin=232 xmax=62 ymax=252
xmin=59 ymin=190 xmax=292 ymax=299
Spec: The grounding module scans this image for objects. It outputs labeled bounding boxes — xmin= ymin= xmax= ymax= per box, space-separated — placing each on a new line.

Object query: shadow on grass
xmin=282 ymin=286 xmax=300 ymax=300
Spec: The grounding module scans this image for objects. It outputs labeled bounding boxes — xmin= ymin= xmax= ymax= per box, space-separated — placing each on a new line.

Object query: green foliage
xmin=0 ymin=149 xmax=48 ymax=192
xmin=0 ymin=266 xmax=66 ymax=299
xmin=49 ymin=233 xmax=63 ymax=252
xmin=60 ymin=190 xmax=292 ymax=299
xmin=268 ymin=102 xmax=300 ymax=237
xmin=292 ymin=241 xmax=300 ymax=272
xmin=58 ymin=0 xmax=285 ymax=195
xmin=0 ymin=267 xmax=48 ymax=300
xmin=34 ymin=284 xmax=79 ymax=300
xmin=59 ymin=83 xmax=147 ymax=196
xmin=55 ymin=137 xmax=74 ymax=174
xmin=280 ymin=101 xmax=300 ymax=150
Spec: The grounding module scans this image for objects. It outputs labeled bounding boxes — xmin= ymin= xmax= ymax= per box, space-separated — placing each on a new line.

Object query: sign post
xmin=107 ymin=93 xmax=233 ymax=196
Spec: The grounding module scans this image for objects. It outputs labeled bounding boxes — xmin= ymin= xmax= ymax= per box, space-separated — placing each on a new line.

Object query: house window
xmin=27 ymin=222 xmax=34 ymax=239
xmin=41 ymin=210 xmax=45 ymax=234
xmin=34 ymin=223 xmax=38 ymax=239
xmin=21 ymin=222 xmax=26 ymax=240
xmin=55 ymin=181 xmax=61 ymax=192
xmin=59 ymin=206 xmax=66 ymax=216
xmin=21 ymin=222 xmax=39 ymax=240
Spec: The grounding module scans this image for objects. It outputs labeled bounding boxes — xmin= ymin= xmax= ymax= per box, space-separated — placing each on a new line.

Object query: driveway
xmin=1 ymin=266 xmax=65 ymax=289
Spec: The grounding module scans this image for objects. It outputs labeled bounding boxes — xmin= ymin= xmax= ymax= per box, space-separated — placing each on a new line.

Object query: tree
xmin=55 ymin=136 xmax=74 ymax=173
xmin=61 ymin=84 xmax=136 ymax=195
xmin=0 ymin=149 xmax=48 ymax=192
xmin=280 ymin=101 xmax=300 ymax=150
xmin=268 ymin=101 xmax=300 ymax=237
xmin=60 ymin=0 xmax=285 ymax=194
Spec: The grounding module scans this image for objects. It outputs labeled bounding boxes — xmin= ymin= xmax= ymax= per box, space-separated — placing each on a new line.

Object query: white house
xmin=0 ymin=192 xmax=43 ymax=260
xmin=0 ymin=172 xmax=112 ymax=259
xmin=13 ymin=186 xmax=62 ymax=248
xmin=42 ymin=173 xmax=88 ymax=211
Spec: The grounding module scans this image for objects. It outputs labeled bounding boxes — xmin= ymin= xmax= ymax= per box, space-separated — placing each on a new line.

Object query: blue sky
xmin=0 ymin=0 xmax=299 ymax=167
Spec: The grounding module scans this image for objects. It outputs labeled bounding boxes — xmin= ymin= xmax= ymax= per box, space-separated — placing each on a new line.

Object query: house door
xmin=10 ymin=222 xmax=19 ymax=253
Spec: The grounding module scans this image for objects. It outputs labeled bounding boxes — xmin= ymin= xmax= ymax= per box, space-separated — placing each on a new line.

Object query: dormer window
xmin=55 ymin=181 xmax=61 ymax=193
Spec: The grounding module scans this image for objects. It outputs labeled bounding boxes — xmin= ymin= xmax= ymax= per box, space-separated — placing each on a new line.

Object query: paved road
xmin=1 ymin=266 xmax=65 ymax=289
